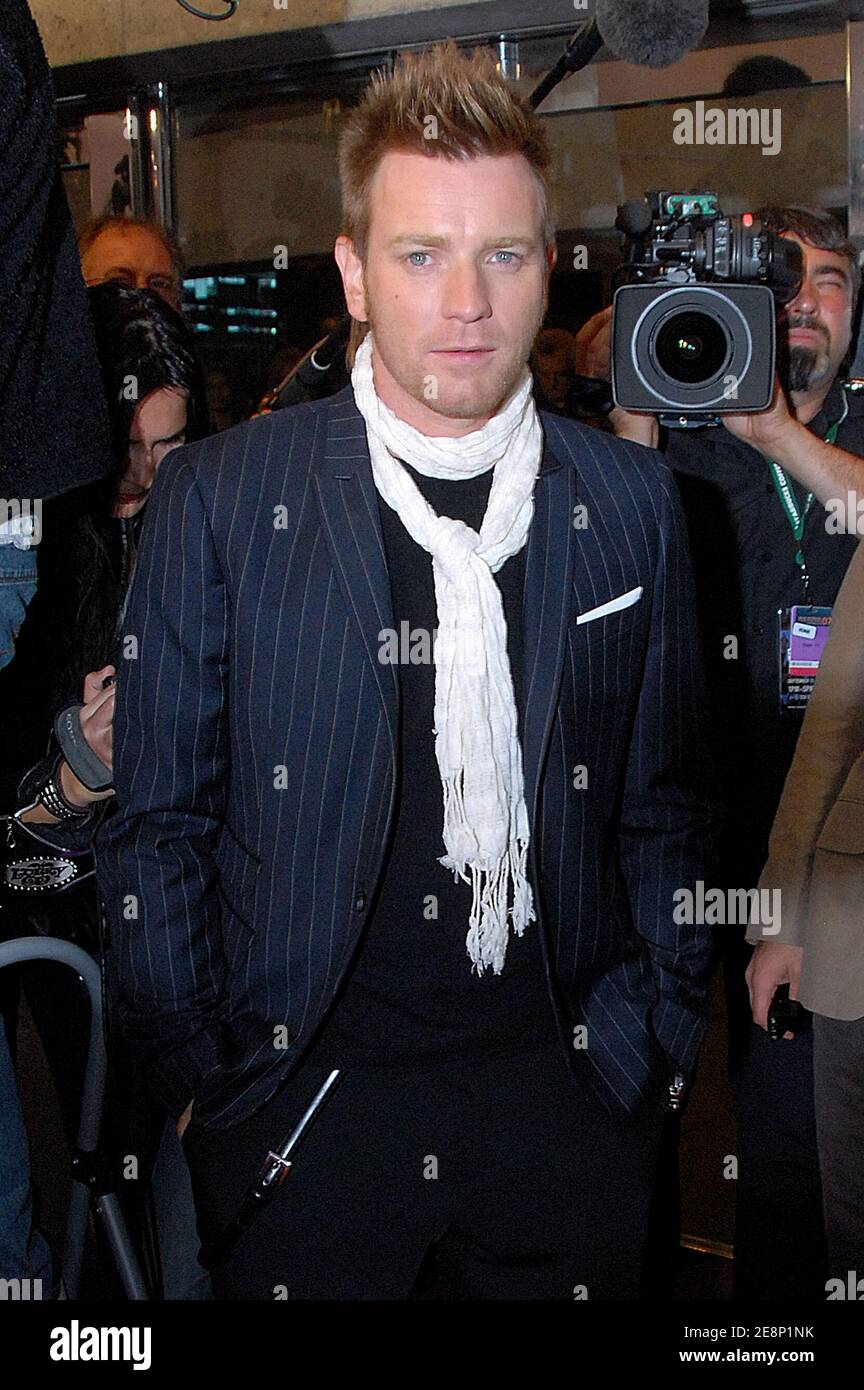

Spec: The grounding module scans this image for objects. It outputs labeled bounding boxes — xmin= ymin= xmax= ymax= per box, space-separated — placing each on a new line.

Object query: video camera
xmin=611 ymin=191 xmax=803 ymax=426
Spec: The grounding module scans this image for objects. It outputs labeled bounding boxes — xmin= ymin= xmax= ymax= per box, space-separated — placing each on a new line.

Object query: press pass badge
xmin=777 ymin=605 xmax=833 ymax=710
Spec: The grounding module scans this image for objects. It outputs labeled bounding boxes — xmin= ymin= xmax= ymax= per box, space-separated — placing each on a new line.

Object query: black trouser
xmin=183 ymin=1038 xmax=664 ymax=1301
xmin=812 ymin=1012 xmax=864 ymax=1280
xmin=725 ymin=944 xmax=828 ymax=1300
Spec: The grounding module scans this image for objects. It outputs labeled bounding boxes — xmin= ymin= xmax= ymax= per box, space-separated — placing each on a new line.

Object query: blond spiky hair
xmin=338 ymin=39 xmax=556 ymax=262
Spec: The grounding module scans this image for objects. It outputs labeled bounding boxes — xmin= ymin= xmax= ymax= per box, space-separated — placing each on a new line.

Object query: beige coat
xmin=748 ymin=540 xmax=864 ymax=1020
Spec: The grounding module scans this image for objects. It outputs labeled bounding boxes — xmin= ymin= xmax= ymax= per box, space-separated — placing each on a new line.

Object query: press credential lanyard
xmin=767 ymin=392 xmax=850 ymax=596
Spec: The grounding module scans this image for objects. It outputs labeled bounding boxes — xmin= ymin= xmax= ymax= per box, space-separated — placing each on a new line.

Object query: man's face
xmin=778 ymin=233 xmax=854 ymax=395
xmin=335 ymin=150 xmax=556 ymax=435
xmin=81 ymin=226 xmax=181 ymax=312
xmin=533 ymin=346 xmax=571 ymax=410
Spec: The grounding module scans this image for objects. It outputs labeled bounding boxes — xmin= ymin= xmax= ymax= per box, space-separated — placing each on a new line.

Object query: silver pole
xmin=144 ymin=81 xmax=177 ymax=230
xmin=125 ymin=82 xmax=176 ymax=229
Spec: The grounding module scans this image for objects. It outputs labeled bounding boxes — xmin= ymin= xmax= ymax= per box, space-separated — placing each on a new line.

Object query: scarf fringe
xmin=439 ymin=776 xmax=536 ymax=976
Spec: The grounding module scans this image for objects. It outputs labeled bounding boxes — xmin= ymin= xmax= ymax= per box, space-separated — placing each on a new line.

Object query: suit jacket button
xmin=354 ymin=891 xmax=367 ymax=912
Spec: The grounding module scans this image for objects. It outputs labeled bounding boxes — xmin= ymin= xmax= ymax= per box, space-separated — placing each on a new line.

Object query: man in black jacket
xmin=98 ymin=42 xmax=717 ymax=1300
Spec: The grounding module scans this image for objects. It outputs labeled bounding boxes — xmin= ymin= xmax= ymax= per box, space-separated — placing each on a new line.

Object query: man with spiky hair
xmin=99 ymin=41 xmax=716 ymax=1300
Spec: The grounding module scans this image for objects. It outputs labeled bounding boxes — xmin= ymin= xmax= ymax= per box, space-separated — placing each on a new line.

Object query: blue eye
xmin=406 ymin=252 xmax=430 ymax=266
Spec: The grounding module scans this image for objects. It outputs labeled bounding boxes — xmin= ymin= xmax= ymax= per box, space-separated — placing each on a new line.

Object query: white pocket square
xmin=576 ymin=585 xmax=643 ymax=625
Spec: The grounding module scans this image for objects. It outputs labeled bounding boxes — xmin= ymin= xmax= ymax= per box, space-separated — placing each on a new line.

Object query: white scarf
xmin=350 ymin=331 xmax=544 ymax=974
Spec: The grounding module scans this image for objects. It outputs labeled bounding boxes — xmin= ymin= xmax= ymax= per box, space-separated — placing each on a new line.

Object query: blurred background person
xmin=530 ymin=327 xmax=577 ymax=415
xmin=1 ymin=0 xmax=114 ymax=1298
xmin=748 ymin=538 xmax=864 ymax=1283
xmin=0 ymin=281 xmax=210 ymax=1298
xmin=78 ymin=214 xmax=184 ymax=314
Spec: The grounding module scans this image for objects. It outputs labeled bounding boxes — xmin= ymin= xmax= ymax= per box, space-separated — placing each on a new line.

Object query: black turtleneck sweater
xmin=303 ymin=459 xmax=559 ymax=1070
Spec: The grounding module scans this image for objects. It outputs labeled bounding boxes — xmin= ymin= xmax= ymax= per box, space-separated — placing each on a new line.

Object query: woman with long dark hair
xmin=19 ymin=281 xmax=206 ymax=726
xmin=0 ymin=282 xmax=210 ymax=1297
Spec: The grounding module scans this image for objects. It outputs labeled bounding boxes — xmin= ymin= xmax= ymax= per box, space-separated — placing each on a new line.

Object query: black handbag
xmin=0 ymin=812 xmax=96 ymax=905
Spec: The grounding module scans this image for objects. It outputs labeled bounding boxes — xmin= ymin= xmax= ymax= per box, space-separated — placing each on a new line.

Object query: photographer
xmin=576 ymin=204 xmax=863 ymax=1300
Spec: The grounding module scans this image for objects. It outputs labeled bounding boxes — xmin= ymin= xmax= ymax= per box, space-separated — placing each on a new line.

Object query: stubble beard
xmin=787 ymin=343 xmax=833 ymax=394
xmin=365 ymin=300 xmax=542 ymax=424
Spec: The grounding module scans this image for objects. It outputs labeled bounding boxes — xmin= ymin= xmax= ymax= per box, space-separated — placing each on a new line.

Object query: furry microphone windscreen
xmin=596 ymin=0 xmax=710 ymax=69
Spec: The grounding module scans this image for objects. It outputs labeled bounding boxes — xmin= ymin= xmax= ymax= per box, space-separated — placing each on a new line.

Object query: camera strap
xmin=766 ymin=395 xmax=849 ymax=595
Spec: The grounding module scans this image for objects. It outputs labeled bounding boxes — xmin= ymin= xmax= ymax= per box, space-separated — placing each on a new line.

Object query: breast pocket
xmin=832 ymin=750 xmax=864 ymax=808
xmin=573 ymin=585 xmax=644 ymax=650
xmin=814 ymin=793 xmax=864 ymax=857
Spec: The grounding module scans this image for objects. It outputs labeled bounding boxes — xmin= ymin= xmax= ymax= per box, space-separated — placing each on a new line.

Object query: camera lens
xmin=653 ymin=311 xmax=729 ymax=384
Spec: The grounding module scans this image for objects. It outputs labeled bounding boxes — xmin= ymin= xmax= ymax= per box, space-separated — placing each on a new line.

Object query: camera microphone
xmin=529 ymin=20 xmax=604 ymax=110
xmin=615 ymin=201 xmax=655 ymax=240
xmin=596 ymin=0 xmax=709 ymax=70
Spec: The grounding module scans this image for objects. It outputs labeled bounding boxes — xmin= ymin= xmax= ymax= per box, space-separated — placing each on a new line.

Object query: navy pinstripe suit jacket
xmin=97 ymin=385 xmax=717 ymax=1130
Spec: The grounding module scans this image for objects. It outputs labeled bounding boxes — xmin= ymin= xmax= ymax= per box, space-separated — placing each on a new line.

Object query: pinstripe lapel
xmin=313 ymin=390 xmax=573 ymax=824
xmin=314 ymin=387 xmax=398 ymax=754
xmin=521 ymin=430 xmax=575 ymax=832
